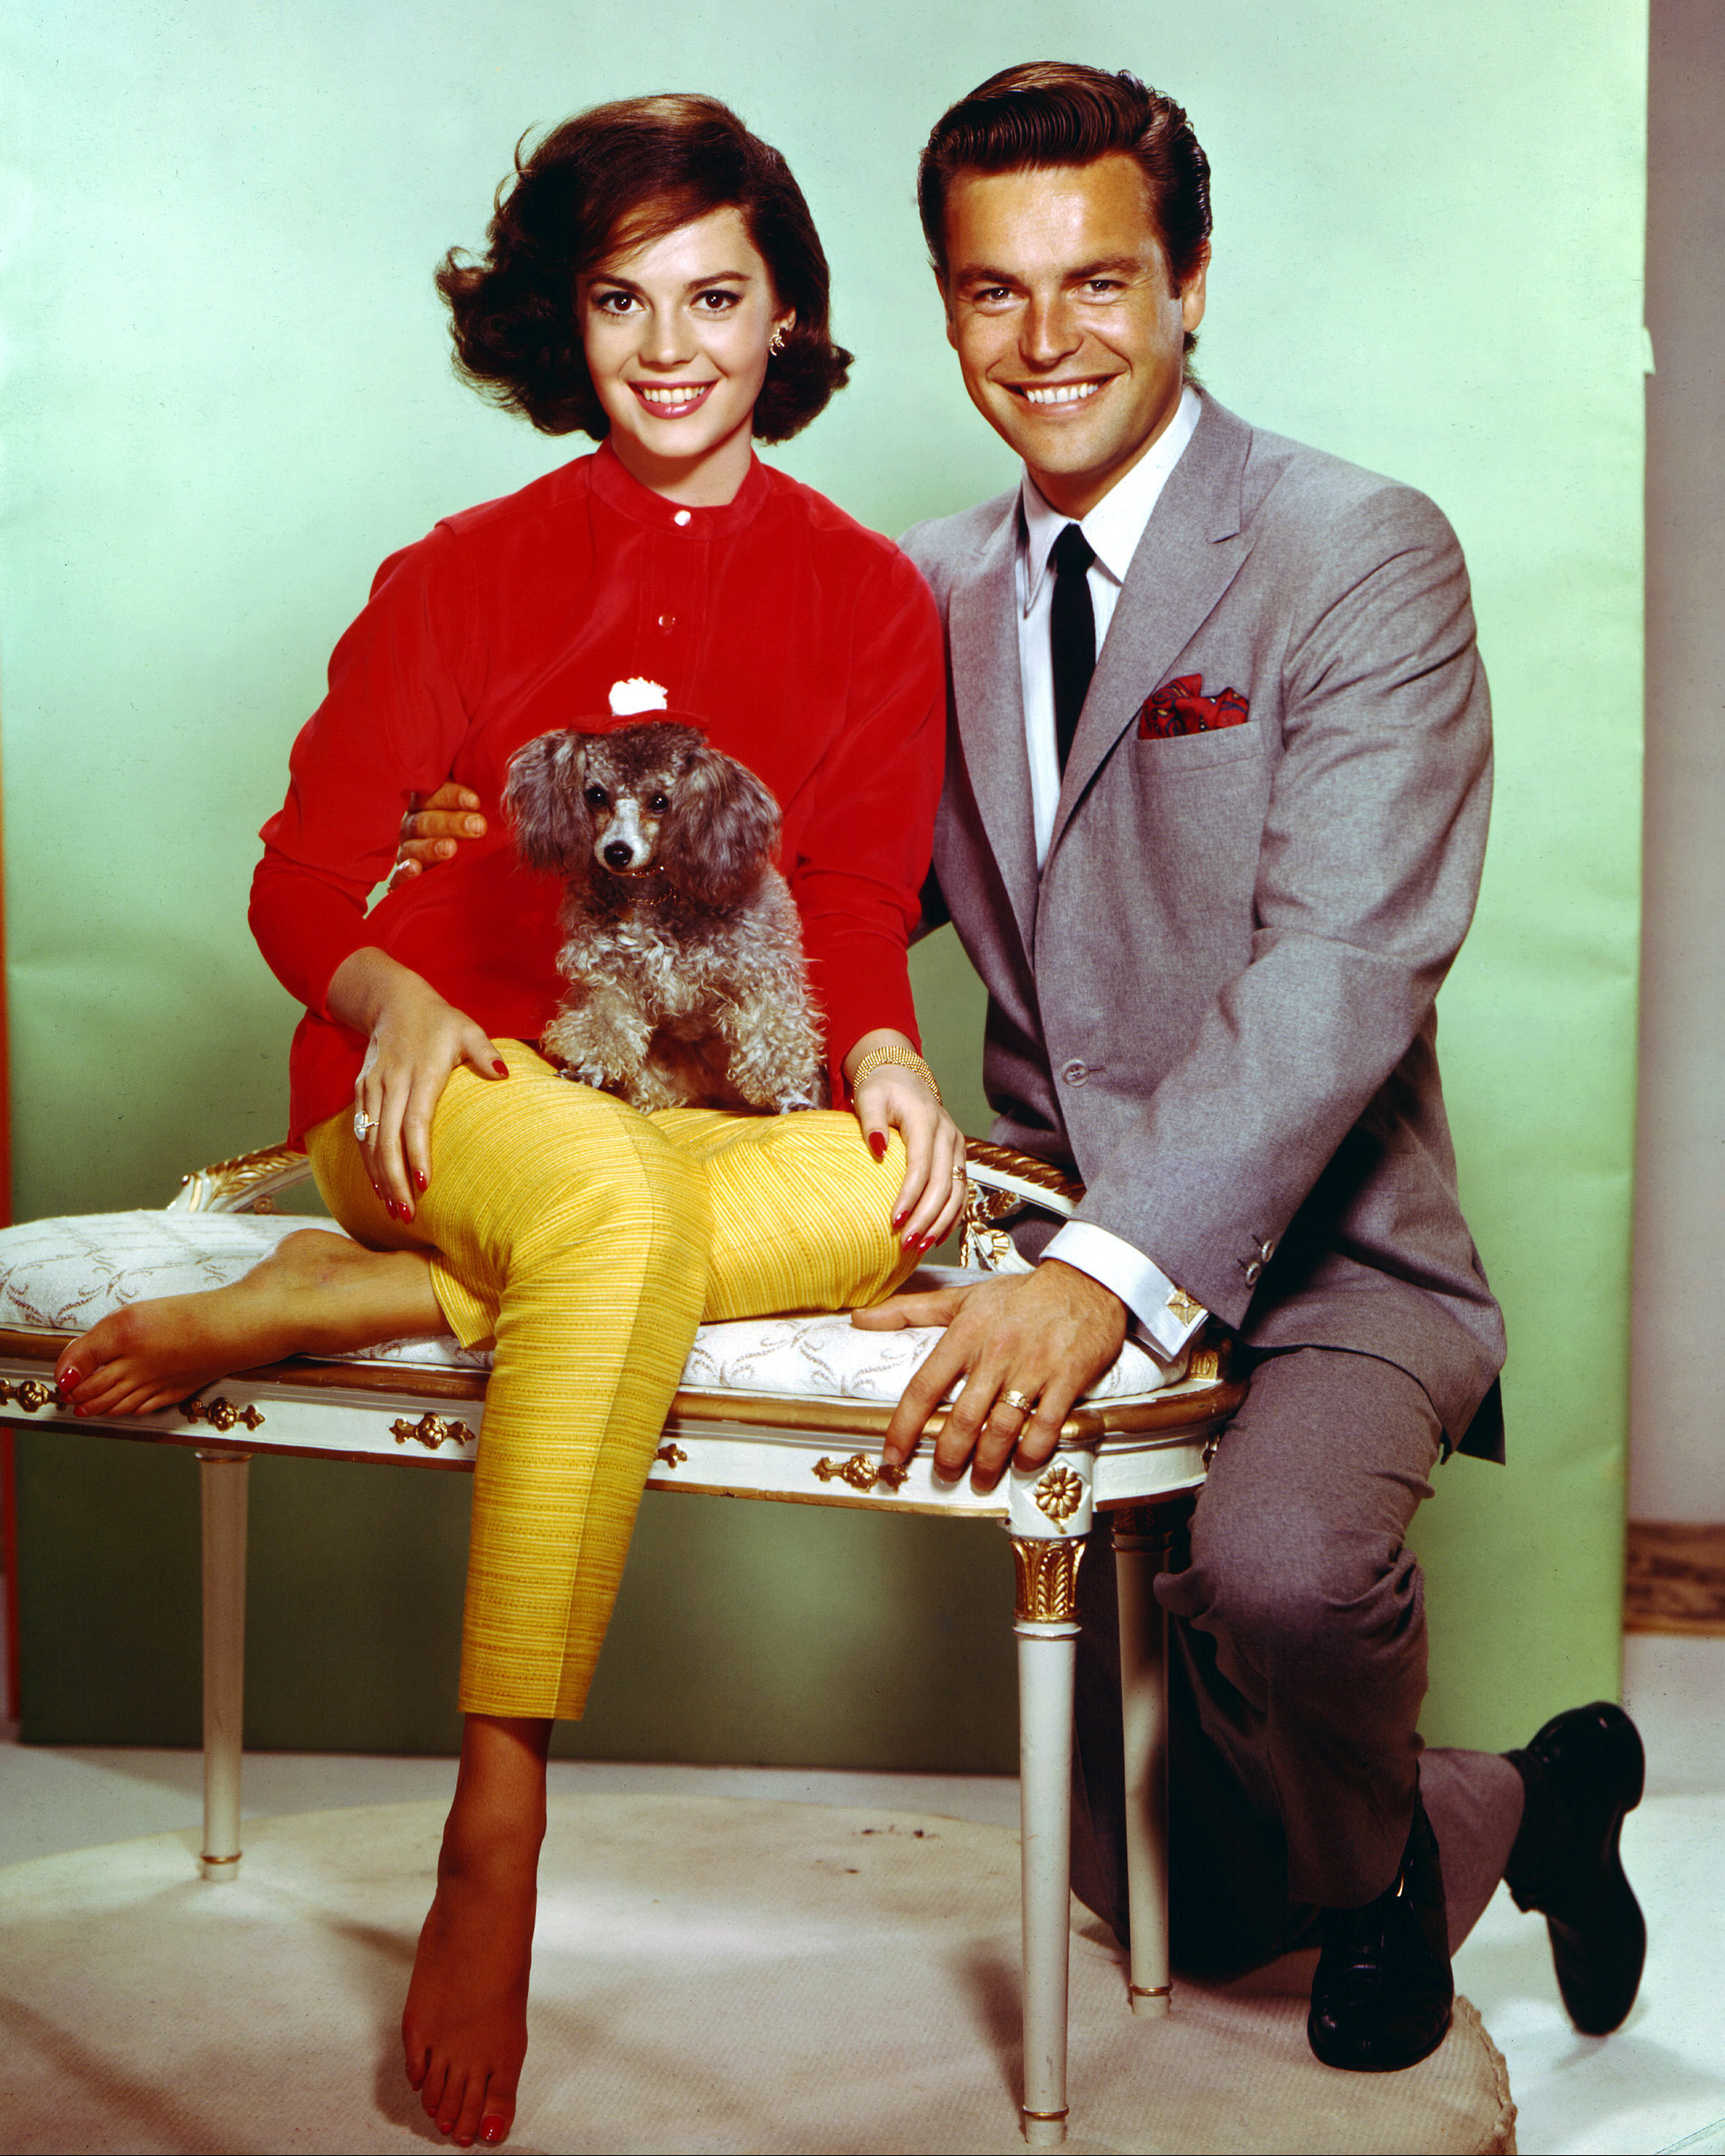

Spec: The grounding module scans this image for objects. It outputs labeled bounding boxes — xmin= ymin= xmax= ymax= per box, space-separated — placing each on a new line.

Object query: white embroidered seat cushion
xmin=0 ymin=1210 xmax=1181 ymax=1406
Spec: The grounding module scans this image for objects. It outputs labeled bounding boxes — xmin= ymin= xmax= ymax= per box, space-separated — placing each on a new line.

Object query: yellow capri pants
xmin=305 ymin=1041 xmax=918 ymax=1720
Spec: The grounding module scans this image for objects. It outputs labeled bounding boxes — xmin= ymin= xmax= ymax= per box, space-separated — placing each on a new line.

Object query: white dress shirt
xmin=1014 ymin=384 xmax=1209 ymax=1363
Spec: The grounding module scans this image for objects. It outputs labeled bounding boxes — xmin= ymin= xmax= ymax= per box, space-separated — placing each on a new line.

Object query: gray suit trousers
xmin=1071 ymin=1347 xmax=1524 ymax=1976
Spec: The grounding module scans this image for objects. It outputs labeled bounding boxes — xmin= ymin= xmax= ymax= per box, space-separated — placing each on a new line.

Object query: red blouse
xmin=250 ymin=443 xmax=945 ymax=1145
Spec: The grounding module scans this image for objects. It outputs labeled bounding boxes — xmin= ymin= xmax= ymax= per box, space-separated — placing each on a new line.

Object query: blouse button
xmin=673 ymin=510 xmax=692 ymax=528
xmin=658 ymin=614 xmax=676 ymax=630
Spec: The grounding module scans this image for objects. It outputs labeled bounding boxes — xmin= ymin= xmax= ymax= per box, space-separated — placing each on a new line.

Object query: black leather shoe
xmin=1307 ymin=1797 xmax=1454 ymax=2072
xmin=1504 ymin=1700 xmax=1646 ymax=2035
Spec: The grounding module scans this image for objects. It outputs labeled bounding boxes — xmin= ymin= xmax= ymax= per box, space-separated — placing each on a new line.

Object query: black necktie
xmin=1049 ymin=522 xmax=1096 ymax=774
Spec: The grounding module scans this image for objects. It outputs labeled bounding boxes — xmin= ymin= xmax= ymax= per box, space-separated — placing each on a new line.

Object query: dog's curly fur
xmin=505 ymin=721 xmax=827 ymax=1114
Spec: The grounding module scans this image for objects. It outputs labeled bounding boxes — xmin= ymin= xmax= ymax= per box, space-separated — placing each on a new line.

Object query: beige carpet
xmin=0 ymin=1795 xmax=1514 ymax=2155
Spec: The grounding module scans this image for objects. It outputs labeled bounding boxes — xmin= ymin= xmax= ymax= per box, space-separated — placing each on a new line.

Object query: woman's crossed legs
xmin=58 ymin=1044 xmax=915 ymax=2146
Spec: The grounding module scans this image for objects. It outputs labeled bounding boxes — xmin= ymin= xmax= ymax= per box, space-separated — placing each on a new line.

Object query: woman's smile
xmin=630 ymin=380 xmax=717 ymax=416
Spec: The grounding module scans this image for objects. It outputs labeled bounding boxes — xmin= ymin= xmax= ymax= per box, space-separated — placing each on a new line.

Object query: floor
xmin=2 ymin=1615 xmax=1721 ymax=2155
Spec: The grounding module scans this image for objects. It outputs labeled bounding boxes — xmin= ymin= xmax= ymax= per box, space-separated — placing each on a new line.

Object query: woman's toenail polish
xmin=480 ymin=2122 xmax=507 ymax=2147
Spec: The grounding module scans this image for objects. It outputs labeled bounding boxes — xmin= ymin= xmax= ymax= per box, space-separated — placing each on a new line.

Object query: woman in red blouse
xmin=56 ymin=96 xmax=954 ymax=2149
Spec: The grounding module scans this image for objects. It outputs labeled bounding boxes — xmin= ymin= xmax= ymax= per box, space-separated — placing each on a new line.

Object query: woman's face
xmin=580 ymin=205 xmax=793 ymax=506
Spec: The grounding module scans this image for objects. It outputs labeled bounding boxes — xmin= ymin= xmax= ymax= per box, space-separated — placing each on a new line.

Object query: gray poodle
xmin=504 ymin=721 xmax=827 ymax=1114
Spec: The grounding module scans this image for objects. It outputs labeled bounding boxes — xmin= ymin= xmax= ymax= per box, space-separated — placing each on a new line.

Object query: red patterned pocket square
xmin=1136 ymin=674 xmax=1250 ymax=740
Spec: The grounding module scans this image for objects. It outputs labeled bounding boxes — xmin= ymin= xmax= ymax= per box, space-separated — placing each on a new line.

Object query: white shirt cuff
xmin=1042 ymin=1221 xmax=1208 ymax=1363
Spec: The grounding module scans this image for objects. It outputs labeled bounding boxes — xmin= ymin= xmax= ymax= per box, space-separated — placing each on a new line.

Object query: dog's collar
xmin=605 ymin=865 xmax=677 ymax=905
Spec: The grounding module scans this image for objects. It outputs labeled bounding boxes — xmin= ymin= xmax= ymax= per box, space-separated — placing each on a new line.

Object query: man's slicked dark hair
xmin=917 ymin=63 xmax=1212 ymax=353
xmin=436 ymin=93 xmax=851 ymax=444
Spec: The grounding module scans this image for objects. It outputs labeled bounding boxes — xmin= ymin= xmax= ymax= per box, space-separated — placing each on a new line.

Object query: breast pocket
xmin=1133 ymin=674 xmax=1264 ymax=774
xmin=1135 ymin=722 xmax=1263 ymax=775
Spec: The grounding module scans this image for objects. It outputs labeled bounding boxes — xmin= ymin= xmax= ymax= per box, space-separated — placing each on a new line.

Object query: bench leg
xmin=1113 ymin=1501 xmax=1181 ymax=2016
xmin=1013 ymin=1534 xmax=1085 ymax=2150
xmin=196 ymin=1450 xmax=250 ymax=1882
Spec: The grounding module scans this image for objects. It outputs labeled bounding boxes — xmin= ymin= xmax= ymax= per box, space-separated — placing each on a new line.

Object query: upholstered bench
xmin=0 ymin=1141 xmax=1243 ymax=2150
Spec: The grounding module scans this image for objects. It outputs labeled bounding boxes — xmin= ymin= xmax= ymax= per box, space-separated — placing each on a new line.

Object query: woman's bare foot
xmin=404 ymin=1715 xmax=551 ymax=2148
xmin=53 ymin=1230 xmax=446 ymax=1416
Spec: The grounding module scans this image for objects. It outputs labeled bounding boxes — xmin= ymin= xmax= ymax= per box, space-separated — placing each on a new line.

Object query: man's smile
xmin=1012 ymin=379 xmax=1111 ymax=407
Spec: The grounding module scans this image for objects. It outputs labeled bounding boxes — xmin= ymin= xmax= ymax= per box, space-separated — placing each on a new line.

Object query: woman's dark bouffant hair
xmin=436 ymin=94 xmax=852 ymax=444
xmin=918 ymin=63 xmax=1212 ymax=357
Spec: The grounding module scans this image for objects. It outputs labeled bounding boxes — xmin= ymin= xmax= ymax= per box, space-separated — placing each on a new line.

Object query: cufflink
xmin=1167 ymin=1286 xmax=1205 ymax=1327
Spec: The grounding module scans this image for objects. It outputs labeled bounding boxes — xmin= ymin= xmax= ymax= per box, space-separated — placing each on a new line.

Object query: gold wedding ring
xmin=998 ymin=1389 xmax=1036 ymax=1416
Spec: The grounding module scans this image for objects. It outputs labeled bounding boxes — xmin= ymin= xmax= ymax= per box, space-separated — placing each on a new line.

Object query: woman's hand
xmin=845 ymin=1030 xmax=968 ymax=1253
xmin=387 ymin=781 xmax=488 ymax=893
xmin=327 ymin=948 xmax=507 ymax=1220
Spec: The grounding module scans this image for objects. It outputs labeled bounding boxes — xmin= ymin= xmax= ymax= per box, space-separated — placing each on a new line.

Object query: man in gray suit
xmin=857 ymin=62 xmax=1647 ymax=2071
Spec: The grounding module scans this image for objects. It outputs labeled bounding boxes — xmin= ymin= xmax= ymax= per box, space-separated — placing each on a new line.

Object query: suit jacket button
xmin=1243 ymin=1259 xmax=1263 ymax=1285
xmin=1061 ymin=1059 xmax=1089 ymax=1085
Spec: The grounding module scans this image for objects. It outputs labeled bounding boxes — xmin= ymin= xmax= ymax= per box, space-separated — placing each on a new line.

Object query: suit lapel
xmin=1046 ymin=399 xmax=1257 ymax=862
xmin=948 ymin=505 xmax=1040 ymax=956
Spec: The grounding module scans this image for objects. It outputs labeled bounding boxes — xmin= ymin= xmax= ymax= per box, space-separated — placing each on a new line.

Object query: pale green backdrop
xmin=1 ymin=0 xmax=1644 ymax=1761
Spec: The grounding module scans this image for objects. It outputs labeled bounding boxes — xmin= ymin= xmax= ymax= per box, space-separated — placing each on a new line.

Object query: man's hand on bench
xmin=855 ymin=1260 xmax=1127 ymax=1491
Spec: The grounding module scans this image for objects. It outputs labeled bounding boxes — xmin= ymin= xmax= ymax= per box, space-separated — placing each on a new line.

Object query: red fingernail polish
xmin=868 ymin=1131 xmax=887 ymax=1161
xmin=58 ymin=1367 xmax=80 ymax=1392
xmin=492 ymin=1059 xmax=509 ymax=1077
xmin=413 ymin=1170 xmax=428 ymax=1192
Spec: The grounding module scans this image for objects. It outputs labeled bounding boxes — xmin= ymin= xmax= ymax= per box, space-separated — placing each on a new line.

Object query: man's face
xmin=939 ymin=155 xmax=1207 ymax=520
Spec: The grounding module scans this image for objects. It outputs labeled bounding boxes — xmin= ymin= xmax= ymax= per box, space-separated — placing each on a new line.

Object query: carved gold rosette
xmin=811 ymin=1452 xmax=908 ymax=1492
xmin=0 ymin=1377 xmax=56 ymax=1413
xmin=390 ymin=1413 xmax=473 ymax=1452
xmin=1012 ymin=1537 xmax=1086 ymax=1623
xmin=179 ymin=1395 xmax=265 ymax=1433
xmin=1034 ymin=1462 xmax=1085 ymax=1532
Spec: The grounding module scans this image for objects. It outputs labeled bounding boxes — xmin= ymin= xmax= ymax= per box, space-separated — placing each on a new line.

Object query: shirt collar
xmin=591 ymin=436 xmax=773 ymax=533
xmin=1018 ymin=383 xmax=1202 ymax=612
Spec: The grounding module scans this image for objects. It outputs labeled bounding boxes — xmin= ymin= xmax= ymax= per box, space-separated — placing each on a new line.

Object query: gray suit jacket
xmin=903 ymin=394 xmax=1506 ymax=1456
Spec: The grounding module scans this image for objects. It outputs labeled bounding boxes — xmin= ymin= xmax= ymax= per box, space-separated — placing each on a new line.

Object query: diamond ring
xmin=998 ymin=1389 xmax=1035 ymax=1416
xmin=354 ymin=1108 xmax=377 ymax=1141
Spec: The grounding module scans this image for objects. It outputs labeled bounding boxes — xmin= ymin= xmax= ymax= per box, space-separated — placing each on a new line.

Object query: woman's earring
xmin=768 ymin=323 xmax=787 ymax=356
